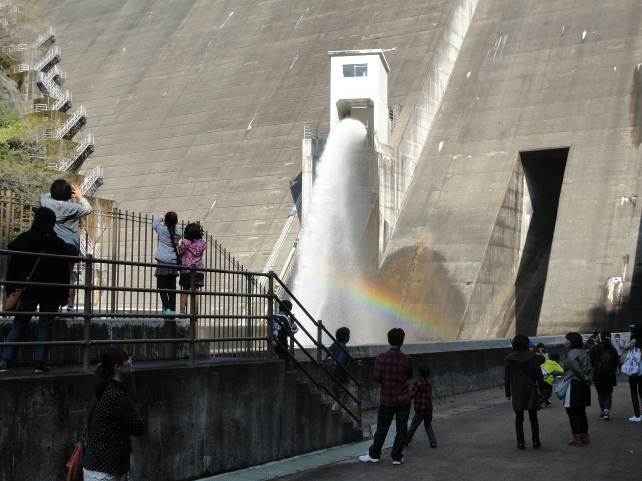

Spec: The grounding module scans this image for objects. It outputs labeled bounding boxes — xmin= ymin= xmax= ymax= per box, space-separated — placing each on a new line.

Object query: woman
xmin=505 ymin=334 xmax=543 ymax=449
xmin=561 ymin=332 xmax=592 ymax=446
xmin=623 ymin=324 xmax=642 ymax=422
xmin=83 ymin=347 xmax=144 ymax=480
xmin=589 ymin=331 xmax=619 ymax=421
xmin=0 ymin=207 xmax=76 ymax=373
xmin=152 ymin=212 xmax=182 ymax=315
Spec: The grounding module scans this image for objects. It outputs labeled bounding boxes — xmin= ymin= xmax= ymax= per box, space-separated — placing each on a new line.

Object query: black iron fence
xmin=0 ymin=192 xmax=363 ymax=424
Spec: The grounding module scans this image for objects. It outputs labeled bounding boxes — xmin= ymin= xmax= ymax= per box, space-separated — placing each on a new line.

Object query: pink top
xmin=178 ymin=239 xmax=207 ymax=272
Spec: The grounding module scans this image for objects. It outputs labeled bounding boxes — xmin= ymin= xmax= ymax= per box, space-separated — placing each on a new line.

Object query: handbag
xmin=65 ymin=440 xmax=84 ymax=481
xmin=621 ymin=348 xmax=641 ymax=376
xmin=2 ymin=256 xmax=41 ymax=311
xmin=554 ymin=377 xmax=571 ymax=400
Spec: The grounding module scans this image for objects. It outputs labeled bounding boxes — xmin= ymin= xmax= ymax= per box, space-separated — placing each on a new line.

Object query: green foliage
xmin=0 ymin=102 xmax=58 ymax=200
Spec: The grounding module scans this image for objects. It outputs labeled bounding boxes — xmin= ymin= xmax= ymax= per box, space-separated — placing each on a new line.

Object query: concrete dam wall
xmin=32 ymin=0 xmax=642 ymax=339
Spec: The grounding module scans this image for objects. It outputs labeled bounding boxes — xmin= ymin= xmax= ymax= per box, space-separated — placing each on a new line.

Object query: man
xmin=359 ymin=328 xmax=412 ymax=465
xmin=0 ymin=207 xmax=77 ymax=373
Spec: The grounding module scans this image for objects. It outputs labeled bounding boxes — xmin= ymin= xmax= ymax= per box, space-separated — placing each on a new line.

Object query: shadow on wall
xmin=376 ymin=241 xmax=466 ymax=341
xmin=630 ymin=65 xmax=642 ymax=147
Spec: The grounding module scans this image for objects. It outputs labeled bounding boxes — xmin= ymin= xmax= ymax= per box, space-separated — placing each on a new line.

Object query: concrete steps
xmin=286 ymin=370 xmax=361 ymax=455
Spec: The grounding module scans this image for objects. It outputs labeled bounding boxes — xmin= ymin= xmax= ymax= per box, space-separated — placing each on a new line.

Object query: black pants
xmin=157 ymin=275 xmax=176 ymax=311
xmin=629 ymin=375 xmax=642 ymax=417
xmin=369 ymin=404 xmax=410 ymax=462
xmin=406 ymin=409 xmax=436 ymax=445
xmin=595 ymin=383 xmax=613 ymax=412
xmin=541 ymin=383 xmax=553 ymax=404
xmin=515 ymin=410 xmax=539 ymax=445
xmin=565 ymin=407 xmax=588 ymax=434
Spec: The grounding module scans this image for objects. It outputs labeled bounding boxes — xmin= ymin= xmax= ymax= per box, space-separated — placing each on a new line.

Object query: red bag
xmin=65 ymin=441 xmax=84 ymax=481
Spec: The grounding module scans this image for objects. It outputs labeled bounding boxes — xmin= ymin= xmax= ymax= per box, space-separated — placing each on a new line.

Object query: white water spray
xmin=293 ymin=119 xmax=372 ymax=340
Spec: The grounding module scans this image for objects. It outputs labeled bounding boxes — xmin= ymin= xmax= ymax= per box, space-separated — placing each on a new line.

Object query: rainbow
xmin=324 ymin=268 xmax=446 ymax=339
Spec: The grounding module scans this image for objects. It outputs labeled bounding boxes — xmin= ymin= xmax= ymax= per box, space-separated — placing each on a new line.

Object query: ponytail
xmin=93 ymin=346 xmax=129 ymax=399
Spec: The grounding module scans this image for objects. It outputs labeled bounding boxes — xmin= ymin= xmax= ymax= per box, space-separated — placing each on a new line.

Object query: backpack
xmin=594 ymin=347 xmax=614 ymax=378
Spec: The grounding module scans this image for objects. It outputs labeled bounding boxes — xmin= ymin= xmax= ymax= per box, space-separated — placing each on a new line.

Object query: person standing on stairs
xmin=272 ymin=300 xmax=299 ymax=367
xmin=359 ymin=328 xmax=413 ymax=466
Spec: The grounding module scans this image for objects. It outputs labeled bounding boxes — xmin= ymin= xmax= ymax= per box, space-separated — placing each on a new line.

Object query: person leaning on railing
xmin=0 ymin=207 xmax=77 ymax=374
xmin=40 ymin=179 xmax=92 ymax=313
xmin=152 ymin=212 xmax=183 ymax=316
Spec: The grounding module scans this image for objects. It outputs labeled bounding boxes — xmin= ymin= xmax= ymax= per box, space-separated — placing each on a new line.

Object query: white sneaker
xmin=628 ymin=415 xmax=642 ymax=422
xmin=358 ymin=454 xmax=380 ymax=463
xmin=392 ymin=457 xmax=405 ymax=465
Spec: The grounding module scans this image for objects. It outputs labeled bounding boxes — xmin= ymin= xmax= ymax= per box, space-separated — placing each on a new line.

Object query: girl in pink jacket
xmin=178 ymin=222 xmax=207 ymax=314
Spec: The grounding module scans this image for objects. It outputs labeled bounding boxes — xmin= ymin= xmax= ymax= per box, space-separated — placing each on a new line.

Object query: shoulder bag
xmin=3 ymin=255 xmax=42 ymax=311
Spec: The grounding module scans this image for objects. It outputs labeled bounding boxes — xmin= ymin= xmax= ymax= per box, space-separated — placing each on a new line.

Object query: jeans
xmin=629 ymin=375 xmax=642 ymax=417
xmin=565 ymin=407 xmax=588 ymax=434
xmin=595 ymin=383 xmax=613 ymax=412
xmin=515 ymin=410 xmax=539 ymax=445
xmin=541 ymin=383 xmax=553 ymax=404
xmin=1 ymin=292 xmax=59 ymax=363
xmin=157 ymin=275 xmax=176 ymax=311
xmin=406 ymin=409 xmax=436 ymax=445
xmin=369 ymin=404 xmax=410 ymax=461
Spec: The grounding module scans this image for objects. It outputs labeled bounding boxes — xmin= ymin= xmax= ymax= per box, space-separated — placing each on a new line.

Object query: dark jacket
xmin=505 ymin=351 xmax=544 ymax=411
xmin=590 ymin=342 xmax=619 ymax=386
xmin=6 ymin=228 xmax=76 ymax=305
xmin=83 ymin=379 xmax=144 ymax=475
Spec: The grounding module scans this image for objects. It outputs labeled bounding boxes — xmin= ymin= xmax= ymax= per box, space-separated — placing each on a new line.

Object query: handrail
xmin=80 ymin=165 xmax=103 ymax=196
xmin=262 ymin=195 xmax=300 ymax=274
xmin=55 ymin=106 xmax=86 ymax=139
xmin=272 ymin=274 xmax=359 ymax=370
xmin=56 ymin=133 xmax=94 ymax=171
xmin=34 ymin=46 xmax=60 ymax=71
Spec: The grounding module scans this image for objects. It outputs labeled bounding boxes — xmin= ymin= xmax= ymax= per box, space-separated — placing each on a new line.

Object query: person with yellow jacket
xmin=540 ymin=352 xmax=564 ymax=407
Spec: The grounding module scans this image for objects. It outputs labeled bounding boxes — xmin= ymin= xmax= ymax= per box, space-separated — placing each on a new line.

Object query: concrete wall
xmin=348 ymin=336 xmax=565 ymax=410
xmin=380 ymin=0 xmax=642 ymax=338
xmin=0 ymin=360 xmax=360 ymax=481
xmin=33 ymin=0 xmax=457 ymax=273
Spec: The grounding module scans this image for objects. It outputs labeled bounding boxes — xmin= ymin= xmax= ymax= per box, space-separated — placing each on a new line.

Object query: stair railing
xmin=269 ymin=272 xmax=362 ymax=426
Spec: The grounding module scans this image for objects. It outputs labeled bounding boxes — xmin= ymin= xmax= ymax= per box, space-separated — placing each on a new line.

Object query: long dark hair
xmin=511 ymin=334 xmax=529 ymax=351
xmin=93 ymin=346 xmax=129 ymax=399
xmin=164 ymin=211 xmax=178 ymax=234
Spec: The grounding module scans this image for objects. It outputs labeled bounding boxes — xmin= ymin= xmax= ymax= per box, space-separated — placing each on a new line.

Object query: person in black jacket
xmin=0 ymin=207 xmax=76 ymax=373
xmin=83 ymin=346 xmax=144 ymax=481
xmin=505 ymin=334 xmax=544 ymax=450
xmin=590 ymin=331 xmax=620 ymax=421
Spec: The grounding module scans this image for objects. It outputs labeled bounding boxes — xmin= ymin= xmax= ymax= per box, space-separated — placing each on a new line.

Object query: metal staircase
xmin=54 ymin=106 xmax=87 ymax=139
xmin=33 ymin=46 xmax=60 ymax=72
xmin=56 ymin=133 xmax=95 ymax=171
xmin=37 ymin=73 xmax=72 ymax=111
xmin=263 ymin=195 xmax=301 ymax=274
xmin=80 ymin=166 xmax=104 ymax=197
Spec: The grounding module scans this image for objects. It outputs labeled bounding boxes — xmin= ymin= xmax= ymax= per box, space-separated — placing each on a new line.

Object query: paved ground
xmin=275 ymin=381 xmax=641 ymax=481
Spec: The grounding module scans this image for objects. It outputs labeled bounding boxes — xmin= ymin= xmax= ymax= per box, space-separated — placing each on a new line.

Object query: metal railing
xmin=262 ymin=195 xmax=300 ymax=274
xmin=0 ymin=193 xmax=362 ymax=424
xmin=56 ymin=133 xmax=94 ymax=171
xmin=80 ymin=165 xmax=103 ymax=196
xmin=33 ymin=46 xmax=60 ymax=72
xmin=54 ymin=105 xmax=86 ymax=139
xmin=0 ymin=249 xmax=272 ymax=368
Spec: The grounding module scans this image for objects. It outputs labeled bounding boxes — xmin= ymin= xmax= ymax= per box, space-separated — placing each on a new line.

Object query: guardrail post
xmin=189 ymin=266 xmax=197 ymax=365
xmin=356 ymin=360 xmax=363 ymax=429
xmin=245 ymin=274 xmax=254 ymax=356
xmin=266 ymin=272 xmax=274 ymax=359
xmin=317 ymin=319 xmax=323 ymax=363
xmin=82 ymin=254 xmax=93 ymax=371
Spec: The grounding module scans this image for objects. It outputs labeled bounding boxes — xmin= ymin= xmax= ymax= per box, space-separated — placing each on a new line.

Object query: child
xmin=178 ymin=222 xmax=206 ymax=314
xmin=406 ymin=365 xmax=437 ymax=448
xmin=540 ymin=352 xmax=564 ymax=407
